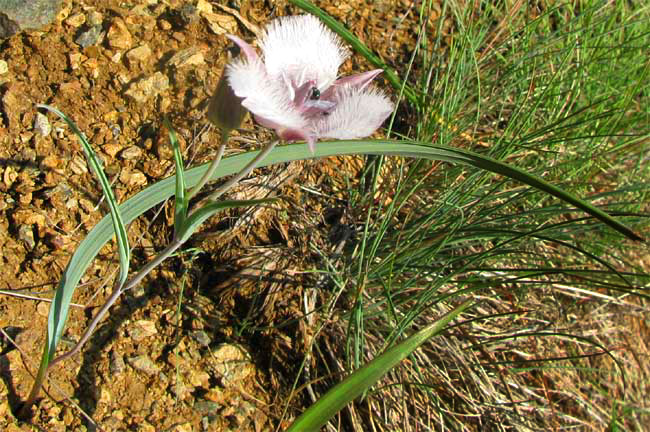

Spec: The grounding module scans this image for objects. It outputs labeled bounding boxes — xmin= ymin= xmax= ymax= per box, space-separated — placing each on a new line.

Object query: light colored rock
xmin=69 ymin=156 xmax=88 ymax=175
xmin=211 ymin=344 xmax=255 ymax=387
xmin=18 ymin=225 xmax=35 ymax=249
xmin=202 ymin=12 xmax=237 ymax=35
xmin=87 ymin=10 xmax=103 ymax=27
xmin=110 ymin=350 xmax=125 ymax=375
xmin=119 ymin=168 xmax=147 ymax=187
xmin=75 ymin=25 xmax=103 ymax=48
xmin=68 ymin=52 xmax=84 ymax=70
xmin=0 ymin=60 xmax=8 ymax=75
xmin=37 ymin=302 xmax=49 ymax=316
xmin=34 ymin=112 xmax=51 ymax=136
xmin=158 ymin=19 xmax=171 ymax=31
xmin=129 ymin=319 xmax=158 ymax=342
xmin=126 ymin=44 xmax=152 ymax=65
xmin=107 ymin=17 xmax=132 ymax=50
xmin=128 ymin=355 xmax=160 ymax=375
xmin=168 ymin=47 xmax=205 ymax=68
xmin=124 ymin=72 xmax=169 ymax=103
xmin=120 ymin=145 xmax=142 ymax=160
xmin=196 ymin=0 xmax=213 ymax=14
xmin=65 ymin=12 xmax=85 ymax=27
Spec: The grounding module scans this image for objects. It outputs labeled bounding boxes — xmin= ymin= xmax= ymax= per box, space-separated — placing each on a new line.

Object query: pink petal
xmin=227 ymin=58 xmax=308 ymax=134
xmin=226 ymin=34 xmax=259 ymax=62
xmin=293 ymin=79 xmax=317 ymax=107
xmin=333 ymin=69 xmax=383 ymax=90
xmin=321 ymin=69 xmax=383 ymax=100
xmin=315 ymin=86 xmax=393 ymax=140
xmin=253 ymin=114 xmax=311 ymax=144
xmin=261 ymin=15 xmax=349 ymax=89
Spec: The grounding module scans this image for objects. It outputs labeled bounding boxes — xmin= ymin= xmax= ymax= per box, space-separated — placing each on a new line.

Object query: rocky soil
xmin=0 ymin=0 xmax=415 ymax=430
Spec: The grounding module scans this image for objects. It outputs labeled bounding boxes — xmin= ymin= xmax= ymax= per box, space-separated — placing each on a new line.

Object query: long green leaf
xmin=37 ymin=104 xmax=131 ymax=363
xmin=286 ymin=300 xmax=473 ymax=432
xmin=48 ymin=139 xmax=641 ymax=372
xmin=163 ymin=117 xmax=187 ymax=236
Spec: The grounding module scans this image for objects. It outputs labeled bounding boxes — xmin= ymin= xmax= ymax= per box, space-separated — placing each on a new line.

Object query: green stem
xmin=19 ymin=351 xmax=49 ymax=418
xmin=203 ymin=139 xmax=279 ymax=204
xmin=186 ymin=130 xmax=230 ymax=200
xmin=20 ymin=237 xmax=184 ymax=416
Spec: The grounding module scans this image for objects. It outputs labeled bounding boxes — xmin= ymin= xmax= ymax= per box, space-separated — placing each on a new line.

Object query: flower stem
xmin=204 ymin=139 xmax=279 ymax=204
xmin=20 ymin=138 xmax=278 ymax=416
xmin=186 ymin=130 xmax=230 ymax=200
xmin=21 ymin=237 xmax=184 ymax=416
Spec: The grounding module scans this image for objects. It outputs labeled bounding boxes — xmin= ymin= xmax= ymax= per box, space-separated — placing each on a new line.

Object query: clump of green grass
xmin=288 ymin=1 xmax=649 ymax=430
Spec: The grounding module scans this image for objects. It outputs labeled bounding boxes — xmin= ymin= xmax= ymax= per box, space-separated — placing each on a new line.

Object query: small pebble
xmin=119 ymin=168 xmax=147 ymax=187
xmin=128 ymin=355 xmax=160 ymax=375
xmin=110 ymin=124 xmax=121 ymax=139
xmin=65 ymin=12 xmax=86 ymax=27
xmin=37 ymin=302 xmax=49 ymax=317
xmin=33 ymin=112 xmax=51 ymax=136
xmin=158 ymin=19 xmax=172 ymax=31
xmin=126 ymin=44 xmax=152 ymax=65
xmin=128 ymin=319 xmax=158 ymax=342
xmin=191 ymin=330 xmax=211 ymax=347
xmin=87 ymin=10 xmax=103 ymax=27
xmin=0 ymin=60 xmax=8 ymax=75
xmin=124 ymin=72 xmax=169 ymax=103
xmin=107 ymin=18 xmax=132 ymax=50
xmin=168 ymin=47 xmax=204 ymax=68
xmin=75 ymin=25 xmax=103 ymax=48
xmin=110 ymin=350 xmax=125 ymax=375
xmin=18 ymin=225 xmax=35 ymax=249
xmin=120 ymin=145 xmax=142 ymax=160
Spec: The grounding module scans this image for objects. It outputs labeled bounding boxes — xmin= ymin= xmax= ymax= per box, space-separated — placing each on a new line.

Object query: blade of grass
xmin=286 ymin=300 xmax=473 ymax=432
xmin=36 ymin=104 xmax=131 ymax=359
xmin=23 ymin=105 xmax=132 ymax=417
xmin=30 ymin=138 xmax=639 ymax=414
xmin=163 ymin=117 xmax=187 ymax=237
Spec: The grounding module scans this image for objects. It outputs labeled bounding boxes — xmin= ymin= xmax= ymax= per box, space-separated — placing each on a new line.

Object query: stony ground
xmin=0 ymin=0 xmax=416 ymax=430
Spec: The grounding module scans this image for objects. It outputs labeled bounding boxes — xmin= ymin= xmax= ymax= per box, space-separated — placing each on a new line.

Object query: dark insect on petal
xmin=310 ymin=87 xmax=321 ymax=100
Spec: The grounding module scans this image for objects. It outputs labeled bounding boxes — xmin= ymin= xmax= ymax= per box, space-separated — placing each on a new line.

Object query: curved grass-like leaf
xmin=45 ymin=139 xmax=641 ymax=381
xmin=36 ymin=104 xmax=131 ymax=362
xmin=286 ymin=300 xmax=473 ymax=432
xmin=164 ymin=117 xmax=187 ymax=236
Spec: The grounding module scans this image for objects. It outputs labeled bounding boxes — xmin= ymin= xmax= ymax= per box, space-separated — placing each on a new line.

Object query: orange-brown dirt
xmin=0 ymin=0 xmax=416 ymax=430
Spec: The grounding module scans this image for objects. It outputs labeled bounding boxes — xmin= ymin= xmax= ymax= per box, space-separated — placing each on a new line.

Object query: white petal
xmin=226 ymin=57 xmax=308 ymax=132
xmin=315 ymin=87 xmax=393 ymax=140
xmin=261 ymin=15 xmax=349 ymax=90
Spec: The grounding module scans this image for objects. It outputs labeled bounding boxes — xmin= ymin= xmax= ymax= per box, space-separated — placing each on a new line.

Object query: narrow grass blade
xmin=288 ymin=0 xmax=416 ymax=104
xmin=163 ymin=117 xmax=187 ymax=236
xmin=286 ymin=300 xmax=473 ymax=432
xmin=36 ymin=104 xmax=131 ymax=362
xmin=177 ymin=199 xmax=276 ymax=243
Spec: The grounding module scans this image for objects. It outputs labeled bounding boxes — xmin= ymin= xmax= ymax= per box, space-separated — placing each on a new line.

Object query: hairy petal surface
xmin=316 ymin=86 xmax=393 ymax=140
xmin=227 ymin=58 xmax=308 ymax=133
xmin=261 ymin=14 xmax=349 ymax=90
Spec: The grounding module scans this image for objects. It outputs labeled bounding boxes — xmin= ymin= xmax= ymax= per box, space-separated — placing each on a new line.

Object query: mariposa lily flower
xmin=225 ymin=14 xmax=394 ymax=152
